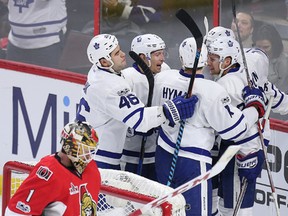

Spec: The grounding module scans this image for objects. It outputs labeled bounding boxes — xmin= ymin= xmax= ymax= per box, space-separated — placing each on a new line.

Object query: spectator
xmin=102 ymin=0 xmax=164 ymax=26
xmin=231 ymin=11 xmax=255 ymax=48
xmin=5 ymin=0 xmax=67 ymax=68
xmin=253 ymin=23 xmax=288 ymax=121
xmin=5 ymin=121 xmax=101 ymax=215
xmin=253 ymin=23 xmax=288 ymax=94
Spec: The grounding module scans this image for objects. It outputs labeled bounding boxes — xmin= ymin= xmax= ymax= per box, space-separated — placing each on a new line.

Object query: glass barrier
xmin=0 ymin=0 xmax=287 ymax=121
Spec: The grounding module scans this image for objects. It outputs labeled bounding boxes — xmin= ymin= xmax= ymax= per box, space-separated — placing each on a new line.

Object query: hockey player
xmin=153 ymin=37 xmax=265 ymax=216
xmin=206 ymin=37 xmax=268 ymax=216
xmin=121 ymin=33 xmax=168 ymax=180
xmin=76 ymin=34 xmax=198 ymax=170
xmin=5 ymin=121 xmax=100 ymax=216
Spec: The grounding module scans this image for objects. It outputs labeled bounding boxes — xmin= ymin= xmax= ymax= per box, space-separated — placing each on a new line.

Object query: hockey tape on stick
xmin=166 ymin=8 xmax=203 ymax=187
xmin=204 ymin=16 xmax=209 ymax=38
xmin=129 ymin=51 xmax=155 ymax=175
xmin=130 ymin=145 xmax=241 ymax=216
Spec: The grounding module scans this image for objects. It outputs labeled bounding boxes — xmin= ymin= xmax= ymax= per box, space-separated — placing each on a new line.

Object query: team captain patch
xmin=36 ymin=166 xmax=53 ymax=181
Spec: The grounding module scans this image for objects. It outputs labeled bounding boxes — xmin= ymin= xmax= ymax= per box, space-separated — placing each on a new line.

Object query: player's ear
xmin=224 ymin=56 xmax=232 ymax=66
xmin=99 ymin=58 xmax=111 ymax=67
xmin=139 ymin=53 xmax=149 ymax=66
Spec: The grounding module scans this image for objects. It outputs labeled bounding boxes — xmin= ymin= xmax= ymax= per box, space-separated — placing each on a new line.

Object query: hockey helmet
xmin=87 ymin=34 xmax=118 ymax=68
xmin=179 ymin=37 xmax=207 ymax=69
xmin=131 ymin=34 xmax=166 ymax=59
xmin=61 ymin=121 xmax=99 ymax=174
xmin=207 ymin=37 xmax=241 ymax=66
xmin=205 ymin=26 xmax=235 ymax=46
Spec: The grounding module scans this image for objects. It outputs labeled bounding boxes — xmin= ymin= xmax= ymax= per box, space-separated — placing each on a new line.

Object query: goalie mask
xmin=87 ymin=34 xmax=119 ymax=73
xmin=205 ymin=26 xmax=235 ymax=46
xmin=61 ymin=121 xmax=99 ymax=174
xmin=131 ymin=34 xmax=166 ymax=60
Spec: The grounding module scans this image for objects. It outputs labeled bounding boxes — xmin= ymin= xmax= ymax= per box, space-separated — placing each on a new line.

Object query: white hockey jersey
xmin=8 ymin=0 xmax=67 ymax=49
xmin=121 ymin=63 xmax=157 ymax=164
xmin=153 ymin=69 xmax=259 ymax=164
xmin=244 ymin=48 xmax=288 ymax=116
xmin=217 ymin=48 xmax=288 ymax=155
xmin=120 ymin=62 xmax=170 ymax=164
xmin=76 ymin=66 xmax=166 ymax=165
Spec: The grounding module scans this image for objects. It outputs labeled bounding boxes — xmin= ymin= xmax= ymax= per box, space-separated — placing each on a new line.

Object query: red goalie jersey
xmin=5 ymin=154 xmax=101 ymax=216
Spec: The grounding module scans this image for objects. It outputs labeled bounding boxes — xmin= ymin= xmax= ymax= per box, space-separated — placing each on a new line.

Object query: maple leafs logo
xmin=93 ymin=42 xmax=100 ymax=50
xmin=13 ymin=0 xmax=34 ymax=13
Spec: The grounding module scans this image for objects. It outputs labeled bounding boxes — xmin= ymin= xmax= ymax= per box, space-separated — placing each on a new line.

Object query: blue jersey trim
xmin=159 ymin=128 xmax=211 ymax=157
xmin=235 ymin=131 xmax=260 ymax=145
xmin=9 ymin=17 xmax=68 ymax=27
xmin=122 ymin=149 xmax=155 ymax=158
xmin=217 ymin=114 xmax=248 ymax=140
xmin=123 ymin=107 xmax=144 ymax=129
xmin=96 ymin=149 xmax=122 ymax=159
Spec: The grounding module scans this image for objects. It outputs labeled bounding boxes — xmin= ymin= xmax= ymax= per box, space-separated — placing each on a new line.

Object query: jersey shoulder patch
xmin=36 ymin=166 xmax=53 ymax=181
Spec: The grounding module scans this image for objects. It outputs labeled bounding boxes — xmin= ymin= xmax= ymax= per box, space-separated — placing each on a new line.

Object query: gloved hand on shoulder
xmin=242 ymin=86 xmax=266 ymax=118
xmin=163 ymin=95 xmax=198 ymax=127
xmin=236 ymin=150 xmax=264 ymax=183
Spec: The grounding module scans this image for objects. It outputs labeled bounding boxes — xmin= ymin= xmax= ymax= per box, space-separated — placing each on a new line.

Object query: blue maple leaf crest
xmin=93 ymin=43 xmax=100 ymax=50
xmin=13 ymin=0 xmax=34 ymax=13
xmin=182 ymin=41 xmax=187 ymax=48
xmin=225 ymin=30 xmax=231 ymax=37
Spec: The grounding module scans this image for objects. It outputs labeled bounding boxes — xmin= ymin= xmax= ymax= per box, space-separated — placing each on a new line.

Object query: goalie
xmin=5 ymin=121 xmax=100 ymax=216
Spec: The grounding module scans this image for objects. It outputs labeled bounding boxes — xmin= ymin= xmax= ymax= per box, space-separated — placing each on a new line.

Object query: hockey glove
xmin=242 ymin=86 xmax=266 ymax=118
xmin=163 ymin=95 xmax=198 ymax=127
xmin=236 ymin=150 xmax=264 ymax=183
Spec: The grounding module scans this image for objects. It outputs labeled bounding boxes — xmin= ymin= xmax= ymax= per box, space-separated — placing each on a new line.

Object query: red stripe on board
xmin=0 ymin=59 xmax=87 ymax=84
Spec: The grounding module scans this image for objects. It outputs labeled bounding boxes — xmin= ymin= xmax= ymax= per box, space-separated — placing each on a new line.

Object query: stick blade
xmin=210 ymin=145 xmax=240 ymax=176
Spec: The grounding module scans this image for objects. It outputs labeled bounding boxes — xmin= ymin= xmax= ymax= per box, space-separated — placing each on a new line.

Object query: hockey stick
xmin=232 ymin=1 xmax=280 ymax=215
xmin=233 ymin=97 xmax=278 ymax=216
xmin=257 ymin=97 xmax=280 ymax=216
xmin=233 ymin=178 xmax=248 ymax=216
xmin=129 ymin=51 xmax=155 ymax=175
xmin=166 ymin=8 xmax=203 ymax=187
xmin=130 ymin=145 xmax=241 ymax=216
xmin=231 ymin=0 xmax=252 ymax=88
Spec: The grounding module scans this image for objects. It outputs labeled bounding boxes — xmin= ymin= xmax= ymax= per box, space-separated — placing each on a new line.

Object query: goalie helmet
xmin=61 ymin=121 xmax=99 ymax=174
xmin=87 ymin=34 xmax=118 ymax=69
xmin=205 ymin=26 xmax=235 ymax=46
xmin=131 ymin=34 xmax=166 ymax=59
xmin=207 ymin=37 xmax=241 ymax=66
xmin=179 ymin=37 xmax=207 ymax=69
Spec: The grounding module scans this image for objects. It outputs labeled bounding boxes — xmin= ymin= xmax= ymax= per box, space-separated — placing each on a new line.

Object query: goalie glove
xmin=236 ymin=150 xmax=264 ymax=183
xmin=162 ymin=95 xmax=198 ymax=127
xmin=242 ymin=86 xmax=266 ymax=118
